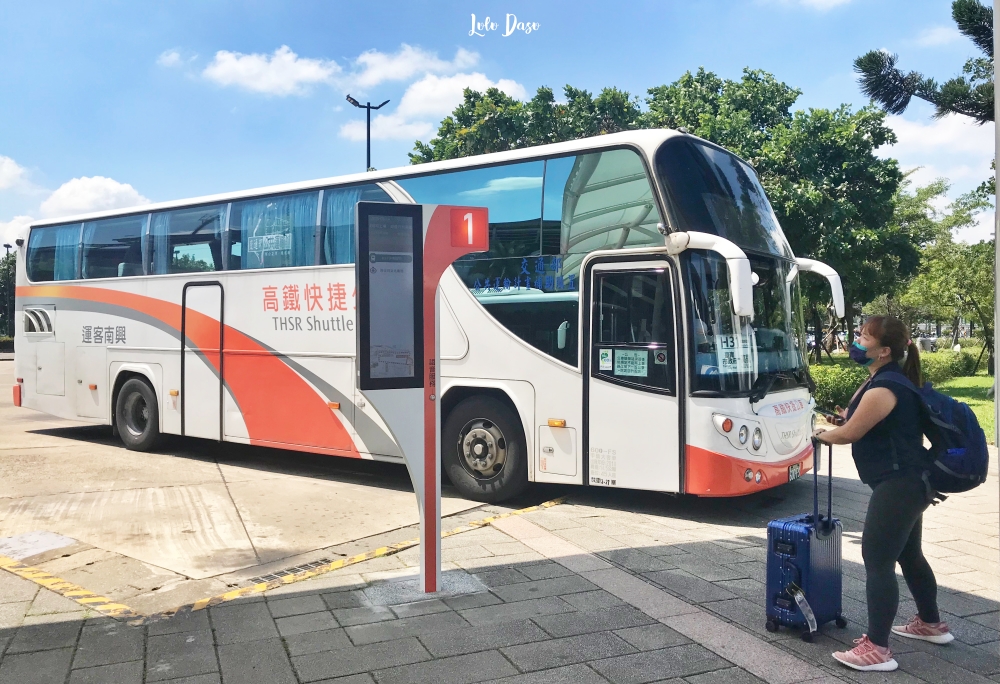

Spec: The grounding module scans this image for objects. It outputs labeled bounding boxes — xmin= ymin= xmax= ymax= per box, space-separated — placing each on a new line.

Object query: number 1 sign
xmin=357 ymin=202 xmax=489 ymax=593
xmin=451 ymin=207 xmax=488 ymax=250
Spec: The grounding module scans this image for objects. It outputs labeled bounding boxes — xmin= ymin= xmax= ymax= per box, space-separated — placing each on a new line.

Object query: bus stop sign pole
xmin=355 ymin=202 xmax=488 ymax=592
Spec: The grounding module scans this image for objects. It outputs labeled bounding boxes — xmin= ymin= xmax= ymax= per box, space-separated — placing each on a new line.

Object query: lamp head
xmin=345 ymin=95 xmax=361 ymax=108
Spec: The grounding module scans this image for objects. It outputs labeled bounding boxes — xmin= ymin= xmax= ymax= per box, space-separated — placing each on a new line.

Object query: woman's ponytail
xmin=861 ymin=315 xmax=922 ymax=385
xmin=902 ymin=339 xmax=922 ymax=386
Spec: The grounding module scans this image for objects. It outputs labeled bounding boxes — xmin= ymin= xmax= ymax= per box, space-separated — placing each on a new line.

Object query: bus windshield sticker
xmin=654 ymin=350 xmax=668 ymax=365
xmin=715 ymin=326 xmax=754 ymax=375
xmin=614 ymin=349 xmax=647 ymax=377
xmin=598 ymin=349 xmax=612 ymax=371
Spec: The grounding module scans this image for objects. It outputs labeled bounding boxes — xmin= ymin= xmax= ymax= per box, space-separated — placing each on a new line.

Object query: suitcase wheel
xmin=801 ymin=629 xmax=814 ymax=642
xmin=765 ymin=619 xmax=779 ymax=633
xmin=836 ymin=616 xmax=848 ymax=629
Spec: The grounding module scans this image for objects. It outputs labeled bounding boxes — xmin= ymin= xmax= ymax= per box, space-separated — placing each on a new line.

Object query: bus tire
xmin=443 ymin=395 xmax=528 ymax=503
xmin=115 ymin=378 xmax=162 ymax=452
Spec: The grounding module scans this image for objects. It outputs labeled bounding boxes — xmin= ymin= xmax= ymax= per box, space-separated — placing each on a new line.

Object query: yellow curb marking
xmin=0 ymin=497 xmax=566 ymax=626
xmin=0 ymin=555 xmax=142 ymax=621
xmin=143 ymin=496 xmax=566 ymax=624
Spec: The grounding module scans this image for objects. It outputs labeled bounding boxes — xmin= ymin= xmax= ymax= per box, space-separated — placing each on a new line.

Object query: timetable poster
xmin=367 ymin=213 xmax=416 ymax=380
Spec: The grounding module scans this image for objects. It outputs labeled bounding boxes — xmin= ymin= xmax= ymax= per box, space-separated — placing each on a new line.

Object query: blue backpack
xmin=882 ymin=375 xmax=989 ymax=496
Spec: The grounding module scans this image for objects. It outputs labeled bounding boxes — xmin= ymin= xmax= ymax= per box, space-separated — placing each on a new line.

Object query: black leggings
xmin=863 ymin=472 xmax=941 ymax=647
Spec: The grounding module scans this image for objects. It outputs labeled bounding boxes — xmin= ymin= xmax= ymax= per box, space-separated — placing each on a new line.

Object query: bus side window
xmin=26 ymin=223 xmax=81 ymax=282
xmin=150 ymin=204 xmax=226 ymax=275
xmin=82 ymin=215 xmax=147 ymax=279
xmin=229 ymin=191 xmax=319 ymax=270
xmin=320 ymin=184 xmax=391 ymax=265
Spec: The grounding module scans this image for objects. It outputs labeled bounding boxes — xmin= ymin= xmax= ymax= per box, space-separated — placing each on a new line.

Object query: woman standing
xmin=814 ymin=315 xmax=952 ymax=673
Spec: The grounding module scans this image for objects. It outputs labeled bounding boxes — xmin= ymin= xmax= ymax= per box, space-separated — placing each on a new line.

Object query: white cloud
xmin=459 ymin=177 xmax=543 ymax=198
xmin=157 ymin=49 xmax=182 ymax=67
xmin=339 ymin=112 xmax=435 ymax=142
xmin=915 ymin=25 xmax=963 ymax=47
xmin=0 ymin=156 xmax=27 ymax=191
xmin=352 ymin=45 xmax=478 ymax=89
xmin=203 ymin=45 xmax=340 ymax=96
xmin=397 ymin=72 xmax=526 ymax=118
xmin=40 ymin=176 xmax=149 ymax=218
xmin=340 ymin=72 xmax=527 ymax=141
xmin=1 ymin=215 xmax=33 ymax=247
xmin=882 ymin=114 xmax=995 ymax=243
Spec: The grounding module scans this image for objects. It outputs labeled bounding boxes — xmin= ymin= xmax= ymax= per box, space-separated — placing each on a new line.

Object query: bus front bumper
xmin=684 ymin=443 xmax=814 ymax=497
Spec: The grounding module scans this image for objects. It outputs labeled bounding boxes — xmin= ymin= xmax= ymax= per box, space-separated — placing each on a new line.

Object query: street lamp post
xmin=346 ymin=95 xmax=390 ymax=171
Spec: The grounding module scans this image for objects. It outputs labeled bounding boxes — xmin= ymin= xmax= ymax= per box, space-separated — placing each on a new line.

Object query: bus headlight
xmin=752 ymin=428 xmax=763 ymax=450
xmin=738 ymin=425 xmax=749 ymax=444
xmin=744 ymin=468 xmax=753 ymax=482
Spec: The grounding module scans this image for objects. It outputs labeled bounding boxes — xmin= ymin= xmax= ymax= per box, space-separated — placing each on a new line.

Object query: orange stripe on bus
xmin=16 ymin=284 xmax=359 ymax=456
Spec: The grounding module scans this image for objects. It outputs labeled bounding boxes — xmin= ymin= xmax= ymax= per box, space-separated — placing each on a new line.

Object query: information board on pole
xmin=356 ymin=201 xmax=488 ymax=592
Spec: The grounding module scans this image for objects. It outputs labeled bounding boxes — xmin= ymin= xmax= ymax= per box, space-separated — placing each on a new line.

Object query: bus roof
xmin=28 ymin=129 xmax=682 ymax=229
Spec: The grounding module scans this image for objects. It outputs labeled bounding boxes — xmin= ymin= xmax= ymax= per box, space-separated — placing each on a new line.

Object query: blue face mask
xmin=850 ymin=341 xmax=873 ymax=366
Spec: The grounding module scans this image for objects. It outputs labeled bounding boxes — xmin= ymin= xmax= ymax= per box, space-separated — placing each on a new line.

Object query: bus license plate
xmin=788 ymin=463 xmax=801 ymax=481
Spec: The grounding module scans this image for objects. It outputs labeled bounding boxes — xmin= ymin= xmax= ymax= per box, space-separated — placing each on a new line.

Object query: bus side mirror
xmin=795 ymin=258 xmax=845 ymax=318
xmin=666 ymin=231 xmax=755 ymax=319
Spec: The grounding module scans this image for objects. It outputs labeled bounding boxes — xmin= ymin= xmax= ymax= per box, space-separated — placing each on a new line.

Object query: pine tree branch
xmin=953 ymin=0 xmax=993 ymax=59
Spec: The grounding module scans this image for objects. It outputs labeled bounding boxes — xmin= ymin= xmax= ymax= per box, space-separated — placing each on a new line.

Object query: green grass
xmin=935 ymin=373 xmax=996 ymax=444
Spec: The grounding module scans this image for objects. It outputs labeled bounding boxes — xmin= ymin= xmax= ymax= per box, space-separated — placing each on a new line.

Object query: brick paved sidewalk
xmin=1 ymin=445 xmax=997 ymax=684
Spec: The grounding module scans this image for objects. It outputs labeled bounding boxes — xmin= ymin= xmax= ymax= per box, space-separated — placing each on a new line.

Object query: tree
xmin=854 ymin=0 xmax=993 ymax=124
xmin=854 ymin=0 xmax=995 ymax=198
xmin=408 ymin=85 xmax=641 ymax=164
xmin=0 ymin=252 xmax=14 ymax=339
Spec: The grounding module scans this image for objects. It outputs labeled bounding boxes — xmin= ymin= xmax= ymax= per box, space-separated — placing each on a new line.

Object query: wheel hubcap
xmin=123 ymin=392 xmax=148 ymax=437
xmin=459 ymin=419 xmax=507 ymax=480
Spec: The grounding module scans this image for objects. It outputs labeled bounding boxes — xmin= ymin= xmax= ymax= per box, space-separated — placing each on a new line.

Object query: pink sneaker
xmin=832 ymin=635 xmax=898 ymax=672
xmin=892 ymin=615 xmax=955 ymax=644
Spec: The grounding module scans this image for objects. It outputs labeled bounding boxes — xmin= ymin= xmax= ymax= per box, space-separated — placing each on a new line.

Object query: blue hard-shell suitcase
xmin=765 ymin=439 xmax=846 ymax=641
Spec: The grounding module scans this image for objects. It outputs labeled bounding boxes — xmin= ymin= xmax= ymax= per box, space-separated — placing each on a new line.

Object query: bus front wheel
xmin=443 ymin=396 xmax=528 ymax=503
xmin=115 ymin=378 xmax=162 ymax=452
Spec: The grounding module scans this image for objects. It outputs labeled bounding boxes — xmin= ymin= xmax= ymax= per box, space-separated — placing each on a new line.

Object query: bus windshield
xmin=685 ymin=251 xmax=808 ymax=395
xmin=654 ymin=137 xmax=793 ymax=259
xmin=656 ymin=136 xmax=809 ymax=396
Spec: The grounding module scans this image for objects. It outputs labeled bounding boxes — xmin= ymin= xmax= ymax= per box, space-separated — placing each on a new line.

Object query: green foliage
xmin=809 ymin=363 xmax=869 ymax=409
xmin=0 ymin=336 xmax=11 ymax=351
xmin=854 ymin=0 xmax=993 ymax=124
xmin=810 ymin=350 xmax=977 ymax=408
xmin=920 ymin=350 xmax=978 ymax=383
xmin=0 ymin=252 xmax=14 ymax=338
xmin=854 ymin=0 xmax=994 ymax=201
xmin=408 ymin=84 xmax=642 ymax=163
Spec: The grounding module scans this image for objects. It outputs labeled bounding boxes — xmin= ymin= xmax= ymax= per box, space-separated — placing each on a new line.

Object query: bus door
xmin=181 ymin=282 xmax=224 ymax=441
xmin=585 ymin=261 xmax=681 ymax=492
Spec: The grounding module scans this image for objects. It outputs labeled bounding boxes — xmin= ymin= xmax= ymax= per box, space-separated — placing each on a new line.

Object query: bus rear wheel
xmin=443 ymin=396 xmax=528 ymax=503
xmin=115 ymin=378 xmax=162 ymax=452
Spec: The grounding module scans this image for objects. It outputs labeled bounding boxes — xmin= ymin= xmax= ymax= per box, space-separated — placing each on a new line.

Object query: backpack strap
xmin=877 ymin=375 xmax=963 ymax=436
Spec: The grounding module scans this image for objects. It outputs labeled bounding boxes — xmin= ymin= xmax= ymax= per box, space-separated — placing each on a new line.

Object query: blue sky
xmin=0 ymin=0 xmax=994 ymax=245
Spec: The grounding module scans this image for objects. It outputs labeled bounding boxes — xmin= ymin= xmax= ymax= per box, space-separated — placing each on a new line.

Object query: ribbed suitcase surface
xmin=765 ymin=441 xmax=845 ymax=639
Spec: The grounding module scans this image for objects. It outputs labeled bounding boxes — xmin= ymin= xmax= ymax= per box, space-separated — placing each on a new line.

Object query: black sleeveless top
xmin=846 ymin=362 xmax=928 ymax=486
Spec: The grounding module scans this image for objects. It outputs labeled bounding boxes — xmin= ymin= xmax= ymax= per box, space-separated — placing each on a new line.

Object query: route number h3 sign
xmin=355 ymin=202 xmax=489 ymax=592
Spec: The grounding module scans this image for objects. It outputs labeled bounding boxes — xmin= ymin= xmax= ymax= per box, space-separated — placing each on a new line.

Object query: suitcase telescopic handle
xmin=811 ymin=437 xmax=834 ymax=536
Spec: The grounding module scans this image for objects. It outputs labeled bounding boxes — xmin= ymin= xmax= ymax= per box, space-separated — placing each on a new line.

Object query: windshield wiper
xmin=748 ymin=372 xmax=793 ymax=404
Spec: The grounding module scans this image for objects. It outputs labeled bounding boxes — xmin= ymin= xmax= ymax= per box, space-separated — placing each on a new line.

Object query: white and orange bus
xmin=12 ymin=129 xmax=843 ymax=502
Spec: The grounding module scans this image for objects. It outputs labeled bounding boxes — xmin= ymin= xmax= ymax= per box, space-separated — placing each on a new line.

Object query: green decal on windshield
xmin=599 ymin=349 xmax=613 ymax=371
